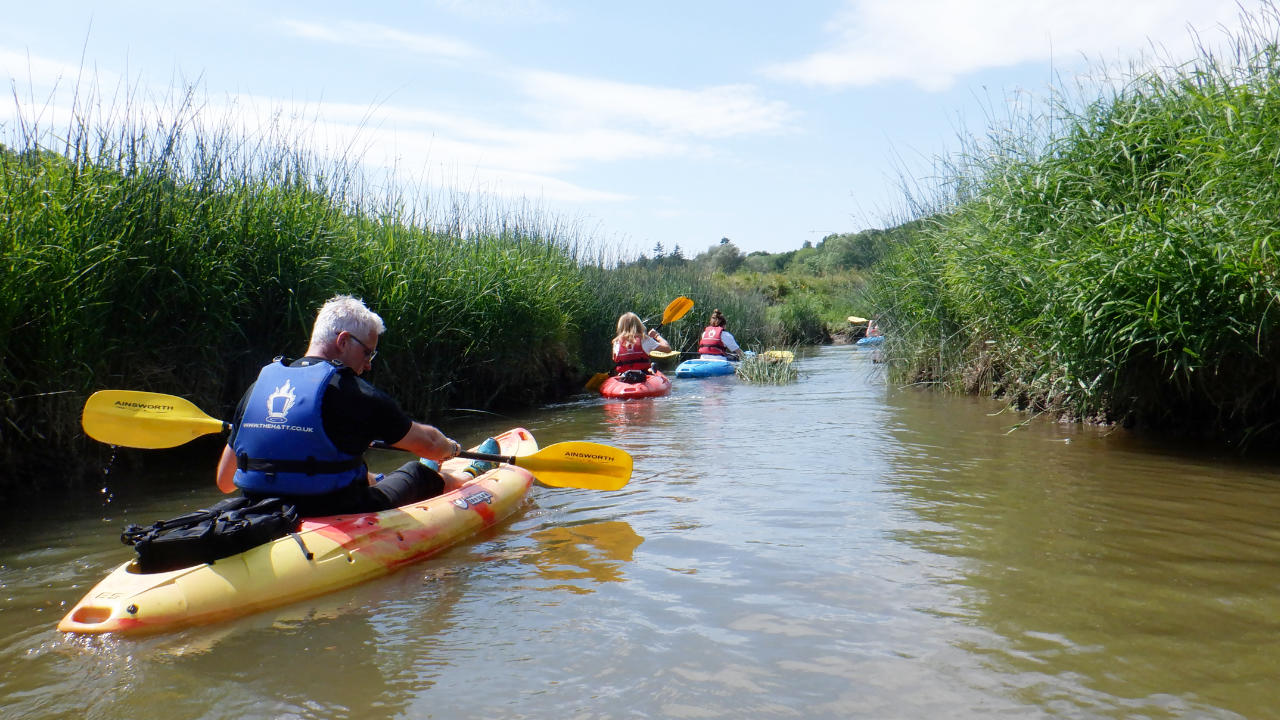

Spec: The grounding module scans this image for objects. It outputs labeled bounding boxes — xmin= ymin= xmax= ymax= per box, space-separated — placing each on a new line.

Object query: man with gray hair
xmin=214 ymin=294 xmax=497 ymax=516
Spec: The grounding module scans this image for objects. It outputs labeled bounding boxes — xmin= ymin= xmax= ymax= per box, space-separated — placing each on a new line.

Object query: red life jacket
xmin=613 ymin=337 xmax=651 ymax=374
xmin=698 ymin=326 xmax=726 ymax=356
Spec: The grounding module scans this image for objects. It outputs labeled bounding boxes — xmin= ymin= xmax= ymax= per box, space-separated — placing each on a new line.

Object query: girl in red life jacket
xmin=698 ymin=308 xmax=742 ymax=360
xmin=612 ymin=312 xmax=672 ymax=375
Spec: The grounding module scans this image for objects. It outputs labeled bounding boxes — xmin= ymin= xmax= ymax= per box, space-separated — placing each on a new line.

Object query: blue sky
xmin=0 ymin=1 xmax=1262 ymax=258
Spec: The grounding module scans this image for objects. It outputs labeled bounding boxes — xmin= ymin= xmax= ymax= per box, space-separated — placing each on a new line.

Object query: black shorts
xmin=244 ymin=461 xmax=445 ymax=517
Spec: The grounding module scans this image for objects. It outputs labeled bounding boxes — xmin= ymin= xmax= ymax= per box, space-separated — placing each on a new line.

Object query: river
xmin=3 ymin=345 xmax=1279 ymax=719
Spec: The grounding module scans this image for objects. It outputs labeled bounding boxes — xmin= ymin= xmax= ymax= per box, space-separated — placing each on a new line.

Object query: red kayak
xmin=600 ymin=370 xmax=671 ymax=399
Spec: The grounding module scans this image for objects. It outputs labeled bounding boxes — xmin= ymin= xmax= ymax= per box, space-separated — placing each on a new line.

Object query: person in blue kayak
xmin=698 ymin=308 xmax=742 ymax=360
xmin=215 ymin=294 xmax=500 ymax=517
xmin=612 ymin=311 xmax=672 ymax=381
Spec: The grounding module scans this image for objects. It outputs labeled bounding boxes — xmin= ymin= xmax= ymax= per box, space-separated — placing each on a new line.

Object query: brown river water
xmin=3 ymin=345 xmax=1280 ymax=719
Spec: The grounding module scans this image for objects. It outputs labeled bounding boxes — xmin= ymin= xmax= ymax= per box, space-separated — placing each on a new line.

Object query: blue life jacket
xmin=232 ymin=360 xmax=366 ymax=495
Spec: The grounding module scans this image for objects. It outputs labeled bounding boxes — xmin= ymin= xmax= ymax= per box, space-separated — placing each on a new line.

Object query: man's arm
xmin=392 ymin=421 xmax=462 ymax=462
xmin=216 ymin=445 xmax=237 ymax=493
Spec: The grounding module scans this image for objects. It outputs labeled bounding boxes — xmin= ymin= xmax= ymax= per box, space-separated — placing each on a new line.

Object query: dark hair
xmin=709 ymin=308 xmax=727 ymax=328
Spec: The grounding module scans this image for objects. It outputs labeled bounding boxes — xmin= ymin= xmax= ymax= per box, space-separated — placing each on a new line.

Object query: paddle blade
xmin=515 ymin=441 xmax=633 ymax=491
xmin=82 ymin=390 xmax=227 ymax=449
xmin=585 ymin=372 xmax=610 ymax=392
xmin=661 ymin=296 xmax=694 ymax=326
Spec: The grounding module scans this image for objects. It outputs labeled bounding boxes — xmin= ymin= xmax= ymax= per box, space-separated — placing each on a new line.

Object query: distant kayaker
xmin=214 ymin=294 xmax=498 ymax=517
xmin=612 ymin=312 xmax=671 ymax=377
xmin=698 ymin=308 xmax=742 ymax=360
xmin=866 ymin=317 xmax=882 ymax=338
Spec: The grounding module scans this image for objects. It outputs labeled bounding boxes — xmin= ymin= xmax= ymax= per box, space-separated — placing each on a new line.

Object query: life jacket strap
xmin=236 ymin=453 xmax=365 ymax=476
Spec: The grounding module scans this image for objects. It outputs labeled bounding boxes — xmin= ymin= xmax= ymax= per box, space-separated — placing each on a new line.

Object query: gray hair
xmin=309 ymin=295 xmax=386 ymax=347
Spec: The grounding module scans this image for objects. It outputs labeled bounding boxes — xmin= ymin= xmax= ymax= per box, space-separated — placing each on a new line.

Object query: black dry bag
xmin=121 ymin=496 xmax=299 ymax=573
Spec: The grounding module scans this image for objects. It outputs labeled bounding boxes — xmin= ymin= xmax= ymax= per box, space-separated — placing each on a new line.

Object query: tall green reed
xmin=865 ymin=1 xmax=1280 ymax=444
xmin=0 ymin=75 xmax=784 ymax=491
xmin=0 ymin=80 xmax=597 ymax=487
xmin=734 ymin=350 xmax=799 ymax=384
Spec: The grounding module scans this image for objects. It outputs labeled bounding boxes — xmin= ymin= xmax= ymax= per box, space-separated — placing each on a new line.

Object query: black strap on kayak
xmin=288 ymin=532 xmax=314 ymax=561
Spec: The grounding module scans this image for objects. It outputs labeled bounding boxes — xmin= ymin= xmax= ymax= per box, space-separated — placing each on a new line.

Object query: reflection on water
xmin=601 ymin=397 xmax=660 ymax=426
xmin=3 ymin=346 xmax=1279 ymax=718
xmin=525 ymin=520 xmax=644 ymax=589
xmin=880 ymin=388 xmax=1280 ymax=717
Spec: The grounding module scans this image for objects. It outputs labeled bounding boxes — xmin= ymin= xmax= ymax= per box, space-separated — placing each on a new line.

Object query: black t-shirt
xmin=229 ymin=358 xmax=413 ymax=456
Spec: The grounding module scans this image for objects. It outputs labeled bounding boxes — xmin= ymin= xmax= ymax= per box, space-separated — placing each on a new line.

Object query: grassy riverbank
xmin=0 ymin=85 xmax=785 ymax=497
xmin=862 ymin=5 xmax=1280 ymax=446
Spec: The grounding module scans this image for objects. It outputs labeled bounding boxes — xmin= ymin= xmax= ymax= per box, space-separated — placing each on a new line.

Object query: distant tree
xmin=802 ymin=240 xmax=813 ymax=249
xmin=653 ymin=241 xmax=665 ymax=258
xmin=699 ymin=239 xmax=744 ymax=274
xmin=743 ymin=252 xmax=781 ymax=274
xmin=670 ymin=244 xmax=685 ymax=261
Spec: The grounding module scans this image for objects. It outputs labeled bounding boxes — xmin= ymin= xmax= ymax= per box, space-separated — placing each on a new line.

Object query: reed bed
xmin=734 ymin=350 xmax=799 ymax=384
xmin=0 ymin=78 xmax=786 ymax=491
xmin=863 ymin=2 xmax=1280 ymax=445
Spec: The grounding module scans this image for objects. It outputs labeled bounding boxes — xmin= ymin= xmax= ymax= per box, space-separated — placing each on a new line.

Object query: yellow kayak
xmin=58 ymin=427 xmax=538 ymax=636
xmin=762 ymin=350 xmax=794 ymax=363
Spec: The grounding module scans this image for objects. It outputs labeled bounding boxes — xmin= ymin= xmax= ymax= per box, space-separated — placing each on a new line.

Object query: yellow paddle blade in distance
xmin=82 ymin=390 xmax=228 ymax=449
xmin=848 ymin=316 xmax=868 ymax=324
xmin=661 ymin=296 xmax=695 ymax=326
xmin=514 ymin=441 xmax=633 ymax=491
xmin=585 ymin=372 xmax=610 ymax=392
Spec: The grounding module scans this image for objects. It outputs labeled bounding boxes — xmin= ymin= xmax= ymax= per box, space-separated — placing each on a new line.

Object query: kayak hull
xmin=600 ymin=371 xmax=671 ymax=399
xmin=674 ymin=358 xmax=736 ymax=378
xmin=57 ymin=428 xmax=538 ymax=636
xmin=856 ymin=335 xmax=884 ymax=346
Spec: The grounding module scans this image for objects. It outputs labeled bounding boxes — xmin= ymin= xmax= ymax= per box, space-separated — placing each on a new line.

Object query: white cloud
xmin=0 ymin=47 xmax=113 ymax=89
xmin=281 ymin=19 xmax=485 ymax=61
xmin=518 ymin=70 xmax=797 ymax=138
xmin=263 ymin=95 xmax=689 ymax=173
xmin=765 ymin=0 xmax=1253 ymax=91
xmin=187 ymin=93 xmax=639 ymax=204
xmin=1 ymin=23 xmax=801 ymax=212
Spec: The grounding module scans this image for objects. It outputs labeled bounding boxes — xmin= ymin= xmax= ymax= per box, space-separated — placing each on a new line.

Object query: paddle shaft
xmin=370 ymin=444 xmax=513 ymax=464
xmin=458 ymin=450 xmax=516 ymax=464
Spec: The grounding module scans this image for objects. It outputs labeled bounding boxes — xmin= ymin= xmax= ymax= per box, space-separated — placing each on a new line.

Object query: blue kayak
xmin=856 ymin=335 xmax=884 ymax=346
xmin=675 ymin=358 xmax=735 ymax=377
xmin=676 ymin=349 xmax=765 ymax=377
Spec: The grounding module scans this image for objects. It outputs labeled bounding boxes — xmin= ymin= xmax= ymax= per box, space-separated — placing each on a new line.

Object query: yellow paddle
xmin=587 ymin=296 xmax=695 ymax=391
xmin=82 ymin=390 xmax=229 ymax=449
xmin=81 ymin=390 xmax=632 ymax=491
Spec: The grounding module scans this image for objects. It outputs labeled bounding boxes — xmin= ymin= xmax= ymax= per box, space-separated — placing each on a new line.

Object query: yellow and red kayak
xmin=58 ymin=427 xmax=538 ymax=636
